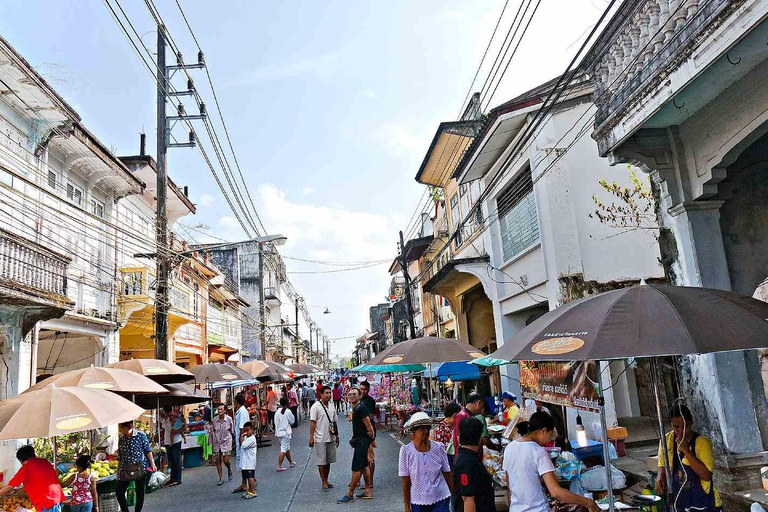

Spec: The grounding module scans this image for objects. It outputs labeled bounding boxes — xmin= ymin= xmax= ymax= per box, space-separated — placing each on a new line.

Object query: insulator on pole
xmin=187 ymin=79 xmax=194 ymax=91
xmin=189 ymin=130 xmax=195 ymax=143
xmin=176 ymin=51 xmax=183 ymax=64
xmin=198 ymin=51 xmax=205 ymax=65
xmin=199 ymin=102 xmax=206 ymax=115
xmin=177 ymin=103 xmax=186 ymax=115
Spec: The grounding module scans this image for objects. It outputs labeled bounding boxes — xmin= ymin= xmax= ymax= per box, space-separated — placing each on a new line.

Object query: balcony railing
xmin=0 ymin=227 xmax=70 ymax=299
xmin=588 ymin=0 xmax=725 ymax=129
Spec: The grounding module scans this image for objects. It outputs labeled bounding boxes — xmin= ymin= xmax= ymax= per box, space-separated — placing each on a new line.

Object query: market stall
xmin=487 ymin=282 xmax=768 ymax=512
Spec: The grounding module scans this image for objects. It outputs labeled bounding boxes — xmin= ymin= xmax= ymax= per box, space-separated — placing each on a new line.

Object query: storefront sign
xmin=519 ymin=360 xmax=600 ymax=412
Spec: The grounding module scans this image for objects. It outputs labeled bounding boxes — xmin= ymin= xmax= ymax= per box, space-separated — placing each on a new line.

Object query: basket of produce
xmin=0 ymin=489 xmax=34 ymax=512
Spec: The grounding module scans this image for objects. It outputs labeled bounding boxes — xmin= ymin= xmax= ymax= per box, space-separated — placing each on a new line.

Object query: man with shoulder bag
xmin=309 ymin=385 xmax=340 ymax=492
xmin=338 ymin=387 xmax=375 ymax=504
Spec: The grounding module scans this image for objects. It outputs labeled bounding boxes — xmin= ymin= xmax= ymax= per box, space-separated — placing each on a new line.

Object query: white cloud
xmin=376 ymin=122 xmax=431 ymax=160
xmin=199 ymin=194 xmax=215 ymax=207
xmin=441 ymin=10 xmax=466 ymax=19
xmin=229 ymin=52 xmax=340 ymax=86
xmin=301 ymin=186 xmax=314 ymax=197
xmin=358 ymin=89 xmax=377 ymax=99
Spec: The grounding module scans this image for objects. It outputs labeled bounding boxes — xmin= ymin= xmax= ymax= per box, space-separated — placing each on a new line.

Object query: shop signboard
xmin=519 ymin=360 xmax=600 ymax=412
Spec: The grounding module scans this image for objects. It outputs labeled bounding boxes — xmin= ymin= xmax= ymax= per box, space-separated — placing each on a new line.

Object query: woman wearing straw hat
xmin=398 ymin=412 xmax=453 ymax=512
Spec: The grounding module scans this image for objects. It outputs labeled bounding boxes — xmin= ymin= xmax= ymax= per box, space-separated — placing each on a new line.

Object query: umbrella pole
xmin=52 ymin=436 xmax=56 ymax=467
xmin=652 ymin=358 xmax=673 ymax=499
xmin=428 ymin=363 xmax=435 ymax=418
xmin=597 ymin=362 xmax=615 ymax=512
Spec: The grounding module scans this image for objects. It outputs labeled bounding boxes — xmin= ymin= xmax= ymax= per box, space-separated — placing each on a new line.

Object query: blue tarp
xmin=436 ymin=361 xmax=481 ymax=382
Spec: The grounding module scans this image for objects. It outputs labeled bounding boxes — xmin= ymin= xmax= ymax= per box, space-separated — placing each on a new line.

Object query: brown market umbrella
xmin=106 ymin=358 xmax=193 ymax=384
xmin=0 ymin=386 xmax=145 ymax=440
xmin=491 ymin=282 xmax=768 ymax=362
xmin=25 ymin=367 xmax=166 ymax=394
xmin=366 ymin=336 xmax=486 ymax=365
xmin=189 ymin=363 xmax=254 ymax=384
xmin=133 ymin=383 xmax=211 ymax=409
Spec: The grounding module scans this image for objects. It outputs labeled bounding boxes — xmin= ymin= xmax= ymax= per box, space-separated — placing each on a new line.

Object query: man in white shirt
xmin=232 ymin=393 xmax=252 ymax=493
xmin=309 ymin=385 xmax=339 ymax=492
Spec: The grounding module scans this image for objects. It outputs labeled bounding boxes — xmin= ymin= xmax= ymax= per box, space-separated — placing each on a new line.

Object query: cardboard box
xmin=647 ymin=455 xmax=659 ymax=472
xmin=607 ymin=426 xmax=628 ymax=439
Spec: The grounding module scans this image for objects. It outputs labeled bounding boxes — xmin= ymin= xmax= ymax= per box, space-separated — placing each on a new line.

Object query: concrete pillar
xmin=666 ymin=201 xmax=765 ymax=460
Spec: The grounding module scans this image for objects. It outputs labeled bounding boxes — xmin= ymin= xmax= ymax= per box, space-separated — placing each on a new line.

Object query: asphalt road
xmin=146 ymin=409 xmax=405 ymax=512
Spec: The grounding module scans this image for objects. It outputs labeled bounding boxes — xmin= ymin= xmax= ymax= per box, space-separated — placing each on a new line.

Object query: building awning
xmin=415 ymin=120 xmax=482 ymax=187
xmin=422 ymin=256 xmax=488 ymax=297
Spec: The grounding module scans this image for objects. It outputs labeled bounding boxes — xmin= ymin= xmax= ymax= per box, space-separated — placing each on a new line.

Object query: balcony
xmin=264 ymin=285 xmax=281 ymax=305
xmin=0 ymin=227 xmax=73 ymax=310
xmin=585 ymin=0 xmax=735 ymax=153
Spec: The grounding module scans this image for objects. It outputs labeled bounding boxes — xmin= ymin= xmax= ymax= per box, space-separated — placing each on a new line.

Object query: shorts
xmin=212 ymin=448 xmax=232 ymax=461
xmin=241 ymin=469 xmax=255 ymax=480
xmin=351 ymin=438 xmax=371 ymax=472
xmin=314 ymin=441 xmax=337 ymax=465
xmin=279 ymin=435 xmax=291 ymax=453
xmin=411 ymin=498 xmax=450 ymax=512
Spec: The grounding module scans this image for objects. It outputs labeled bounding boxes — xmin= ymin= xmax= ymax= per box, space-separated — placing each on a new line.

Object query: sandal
xmin=217 ymin=480 xmax=224 ymax=486
xmin=355 ymin=492 xmax=373 ymax=500
xmin=243 ymin=492 xmax=258 ymax=500
xmin=337 ymin=495 xmax=355 ymax=504
xmin=290 ymin=462 xmax=296 ymax=468
xmin=277 ymin=467 xmax=287 ymax=472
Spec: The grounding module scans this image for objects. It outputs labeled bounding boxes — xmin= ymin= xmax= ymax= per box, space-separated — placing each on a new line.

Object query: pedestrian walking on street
xmin=275 ymin=397 xmax=296 ymax=472
xmin=232 ymin=393 xmax=251 ymax=494
xmin=299 ymin=383 xmax=309 ymax=417
xmin=333 ymin=383 xmax=342 ymax=411
xmin=266 ymin=385 xmax=278 ymax=430
xmin=238 ymin=422 xmax=258 ymax=500
xmin=115 ymin=421 xmax=156 ymax=512
xmin=452 ymin=417 xmax=493 ymax=512
xmin=310 ymin=385 xmax=340 ymax=492
xmin=308 ymin=381 xmax=317 ymax=413
xmin=211 ymin=403 xmax=234 ymax=486
xmin=287 ymin=383 xmax=300 ymax=427
xmin=337 ymin=387 xmax=375 ymax=504
xmin=399 ymin=412 xmax=453 ymax=512
xmin=359 ymin=380 xmax=377 ymax=489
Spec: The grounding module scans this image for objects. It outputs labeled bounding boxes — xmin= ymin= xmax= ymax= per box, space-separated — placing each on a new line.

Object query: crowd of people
xmin=0 ymin=376 xmax=722 ymax=512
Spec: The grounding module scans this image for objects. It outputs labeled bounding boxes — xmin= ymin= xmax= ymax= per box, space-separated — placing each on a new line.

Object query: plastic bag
xmin=148 ymin=471 xmax=168 ymax=490
xmin=570 ymin=476 xmax=586 ymax=496
xmin=580 ymin=464 xmax=626 ymax=491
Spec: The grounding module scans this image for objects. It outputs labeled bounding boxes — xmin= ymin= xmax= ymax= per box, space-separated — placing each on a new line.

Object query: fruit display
xmin=0 ymin=489 xmax=34 ymax=512
xmin=58 ymin=459 xmax=118 ymax=485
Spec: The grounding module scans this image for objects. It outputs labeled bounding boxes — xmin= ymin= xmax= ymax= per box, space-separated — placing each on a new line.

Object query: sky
xmin=2 ymin=0 xmax=611 ymax=360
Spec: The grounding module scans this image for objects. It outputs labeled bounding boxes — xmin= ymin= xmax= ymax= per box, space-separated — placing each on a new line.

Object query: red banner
xmin=519 ymin=360 xmax=600 ymax=412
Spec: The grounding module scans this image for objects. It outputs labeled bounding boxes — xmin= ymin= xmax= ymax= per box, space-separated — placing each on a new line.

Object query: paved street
xmin=147 ymin=412 xmax=404 ymax=512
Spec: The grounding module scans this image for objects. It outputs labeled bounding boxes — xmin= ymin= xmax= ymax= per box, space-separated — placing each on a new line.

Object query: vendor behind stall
xmin=0 ymin=445 xmax=64 ymax=512
xmin=500 ymin=392 xmax=520 ymax=426
xmin=655 ymin=404 xmax=721 ymax=512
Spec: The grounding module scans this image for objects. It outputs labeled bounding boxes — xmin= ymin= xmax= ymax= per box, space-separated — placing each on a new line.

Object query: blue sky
xmin=2 ymin=0 xmax=609 ymax=359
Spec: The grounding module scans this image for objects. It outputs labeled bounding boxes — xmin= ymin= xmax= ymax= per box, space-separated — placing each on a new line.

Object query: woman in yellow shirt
xmin=655 ymin=404 xmax=721 ymax=512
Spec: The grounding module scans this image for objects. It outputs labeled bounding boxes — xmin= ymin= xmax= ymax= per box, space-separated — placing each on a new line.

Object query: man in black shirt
xmin=453 ymin=416 xmax=494 ymax=512
xmin=338 ymin=387 xmax=375 ymax=504
xmin=359 ymin=380 xmax=377 ymax=488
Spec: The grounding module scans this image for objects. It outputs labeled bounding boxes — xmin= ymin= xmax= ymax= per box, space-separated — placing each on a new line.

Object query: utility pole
xmin=153 ymin=24 xmax=205 ymax=362
xmin=399 ymin=230 xmax=417 ymax=340
xmin=309 ymin=322 xmax=313 ymax=364
xmin=258 ymin=243 xmax=266 ymax=360
xmin=295 ymin=296 xmax=300 ymax=362
xmin=154 ymin=26 xmax=170 ymax=362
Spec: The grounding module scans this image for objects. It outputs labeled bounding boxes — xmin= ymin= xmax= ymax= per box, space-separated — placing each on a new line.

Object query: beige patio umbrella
xmin=24 ymin=367 xmax=167 ymax=394
xmin=0 ymin=386 xmax=146 ymax=440
xmin=239 ymin=361 xmax=291 ymax=382
xmin=105 ymin=358 xmax=193 ymax=384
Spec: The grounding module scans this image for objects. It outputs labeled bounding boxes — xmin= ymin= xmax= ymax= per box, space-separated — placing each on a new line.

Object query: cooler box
xmin=571 ymin=438 xmax=605 ymax=463
xmin=183 ymin=447 xmax=203 ymax=468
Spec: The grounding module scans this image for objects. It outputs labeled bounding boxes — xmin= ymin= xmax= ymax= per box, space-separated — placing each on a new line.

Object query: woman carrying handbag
xmin=116 ymin=421 xmax=157 ymax=512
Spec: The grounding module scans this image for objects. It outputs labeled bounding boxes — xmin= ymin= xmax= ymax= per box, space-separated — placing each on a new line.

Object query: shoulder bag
xmin=319 ymin=402 xmax=338 ymax=437
xmin=117 ymin=436 xmax=146 ymax=482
